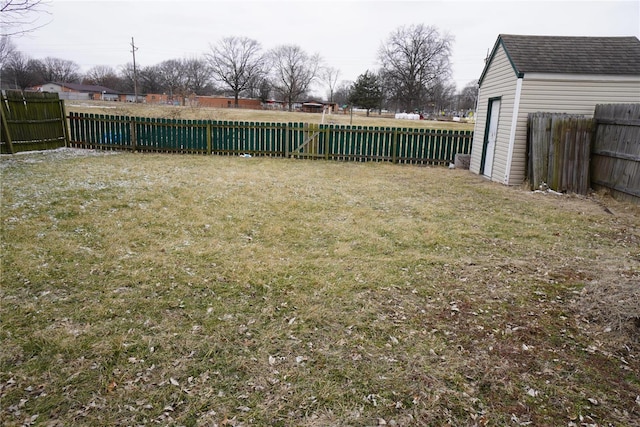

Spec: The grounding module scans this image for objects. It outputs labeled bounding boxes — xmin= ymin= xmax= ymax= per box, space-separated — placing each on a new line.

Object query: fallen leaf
xmin=22 ymin=414 xmax=39 ymax=426
xmin=170 ymin=377 xmax=179 ymax=386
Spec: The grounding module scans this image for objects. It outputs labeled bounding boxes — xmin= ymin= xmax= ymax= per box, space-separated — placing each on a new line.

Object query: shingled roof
xmin=51 ymin=82 xmax=120 ymax=94
xmin=481 ymin=35 xmax=640 ymax=82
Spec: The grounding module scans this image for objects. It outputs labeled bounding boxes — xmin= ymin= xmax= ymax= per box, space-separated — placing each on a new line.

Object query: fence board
xmin=527 ymin=113 xmax=592 ymax=194
xmin=591 ymin=104 xmax=640 ymax=203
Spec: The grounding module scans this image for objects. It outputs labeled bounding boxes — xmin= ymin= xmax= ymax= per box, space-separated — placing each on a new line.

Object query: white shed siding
xmin=518 ymin=78 xmax=640 ymax=114
xmin=469 ymin=112 xmax=485 ymax=174
xmin=469 ymin=45 xmax=518 ymax=181
xmin=504 ymin=76 xmax=640 ymax=185
xmin=41 ymin=83 xmax=64 ymax=92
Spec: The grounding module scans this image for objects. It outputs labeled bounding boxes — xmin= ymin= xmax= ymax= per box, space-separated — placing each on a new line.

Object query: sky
xmin=8 ymin=0 xmax=640 ymax=97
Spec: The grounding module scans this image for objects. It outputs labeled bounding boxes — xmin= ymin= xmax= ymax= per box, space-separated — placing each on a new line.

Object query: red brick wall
xmin=195 ymin=97 xmax=262 ymax=109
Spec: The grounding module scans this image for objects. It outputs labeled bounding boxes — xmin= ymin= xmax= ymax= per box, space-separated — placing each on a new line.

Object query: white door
xmin=483 ymin=99 xmax=500 ymax=178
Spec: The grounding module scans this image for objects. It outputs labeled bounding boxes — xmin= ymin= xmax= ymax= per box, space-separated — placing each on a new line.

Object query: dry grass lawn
xmin=1 ymin=148 xmax=638 ymax=426
xmin=64 ymin=101 xmax=475 ymax=131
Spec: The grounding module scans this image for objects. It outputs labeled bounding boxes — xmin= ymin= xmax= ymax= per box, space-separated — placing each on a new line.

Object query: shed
xmin=300 ymin=100 xmax=338 ymax=113
xmin=469 ymin=34 xmax=640 ymax=185
xmin=301 ymin=101 xmax=325 ymax=113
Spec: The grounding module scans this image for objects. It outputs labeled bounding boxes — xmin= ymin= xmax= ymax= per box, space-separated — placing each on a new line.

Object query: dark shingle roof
xmin=480 ymin=35 xmax=640 ymax=83
xmin=53 ymin=82 xmax=120 ymax=94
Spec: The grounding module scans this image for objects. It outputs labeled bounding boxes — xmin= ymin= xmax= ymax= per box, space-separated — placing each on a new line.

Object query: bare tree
xmin=269 ymin=44 xmax=320 ymax=111
xmin=241 ymin=74 xmax=264 ymax=99
xmin=39 ymin=56 xmax=80 ymax=83
xmin=138 ymin=64 xmax=164 ymax=94
xmin=0 ymin=35 xmax=16 ymax=67
xmin=427 ymin=77 xmax=457 ymax=114
xmin=378 ymin=24 xmax=453 ymax=112
xmin=207 ymin=36 xmax=265 ymax=107
xmin=257 ymin=77 xmax=271 ymax=103
xmin=321 ymin=66 xmax=340 ymax=102
xmin=83 ymin=65 xmax=121 ymax=89
xmin=332 ymin=80 xmax=353 ymax=107
xmin=458 ymin=80 xmax=479 ymax=111
xmin=158 ymin=59 xmax=187 ymax=101
xmin=1 ymin=0 xmax=51 ymax=36
xmin=4 ymin=51 xmax=40 ymax=89
xmin=118 ymin=63 xmax=136 ymax=93
xmin=182 ymin=57 xmax=212 ymax=95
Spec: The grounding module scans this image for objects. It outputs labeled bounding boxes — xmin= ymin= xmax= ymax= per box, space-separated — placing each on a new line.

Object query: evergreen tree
xmin=348 ymin=71 xmax=382 ymax=116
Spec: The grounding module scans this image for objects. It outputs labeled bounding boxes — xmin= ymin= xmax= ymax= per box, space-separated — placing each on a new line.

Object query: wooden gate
xmin=1 ymin=91 xmax=69 ymax=154
xmin=289 ymin=123 xmax=326 ymax=159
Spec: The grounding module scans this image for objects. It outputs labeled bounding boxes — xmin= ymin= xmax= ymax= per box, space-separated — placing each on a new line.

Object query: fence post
xmin=59 ymin=100 xmax=70 ymax=147
xmin=324 ymin=126 xmax=330 ymax=161
xmin=206 ymin=122 xmax=212 ymax=155
xmin=0 ymin=97 xmax=14 ymax=154
xmin=392 ymin=129 xmax=397 ymax=163
xmin=130 ymin=117 xmax=137 ymax=151
xmin=285 ymin=123 xmax=290 ymax=158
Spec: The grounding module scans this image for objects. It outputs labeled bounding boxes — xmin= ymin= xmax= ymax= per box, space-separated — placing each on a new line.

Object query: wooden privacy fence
xmin=0 ymin=91 xmax=68 ymax=154
xmin=590 ymin=104 xmax=640 ymax=203
xmin=67 ymin=113 xmax=473 ymax=165
xmin=527 ymin=113 xmax=592 ymax=194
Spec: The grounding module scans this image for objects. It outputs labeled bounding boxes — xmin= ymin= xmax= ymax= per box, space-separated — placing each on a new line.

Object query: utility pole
xmin=130 ymin=37 xmax=139 ymax=103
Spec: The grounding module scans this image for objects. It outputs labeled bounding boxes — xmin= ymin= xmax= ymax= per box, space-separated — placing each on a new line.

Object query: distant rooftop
xmin=49 ymin=82 xmax=120 ymax=94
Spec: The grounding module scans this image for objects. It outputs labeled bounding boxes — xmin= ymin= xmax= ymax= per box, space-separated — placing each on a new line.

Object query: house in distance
xmin=35 ymin=82 xmax=120 ymax=101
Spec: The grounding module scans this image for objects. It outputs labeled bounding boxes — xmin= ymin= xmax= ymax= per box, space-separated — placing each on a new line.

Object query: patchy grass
xmin=64 ymin=101 xmax=475 ymax=131
xmin=1 ymin=148 xmax=638 ymax=426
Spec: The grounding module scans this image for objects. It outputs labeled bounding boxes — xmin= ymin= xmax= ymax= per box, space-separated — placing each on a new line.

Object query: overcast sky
xmin=10 ymin=0 xmax=640 ymax=96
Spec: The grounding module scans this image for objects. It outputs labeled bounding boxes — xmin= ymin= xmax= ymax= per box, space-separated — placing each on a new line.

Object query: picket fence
xmin=67 ymin=113 xmax=473 ymax=165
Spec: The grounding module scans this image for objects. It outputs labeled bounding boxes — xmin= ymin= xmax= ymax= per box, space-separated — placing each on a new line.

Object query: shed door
xmin=482 ymin=99 xmax=500 ymax=178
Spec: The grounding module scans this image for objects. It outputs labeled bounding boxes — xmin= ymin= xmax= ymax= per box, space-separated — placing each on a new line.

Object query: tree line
xmin=0 ymin=24 xmax=478 ymax=113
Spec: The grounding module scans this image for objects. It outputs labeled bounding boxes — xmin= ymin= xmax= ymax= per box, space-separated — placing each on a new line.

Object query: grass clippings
xmin=575 ymin=278 xmax=640 ymax=338
xmin=1 ymin=148 xmax=639 ymax=426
